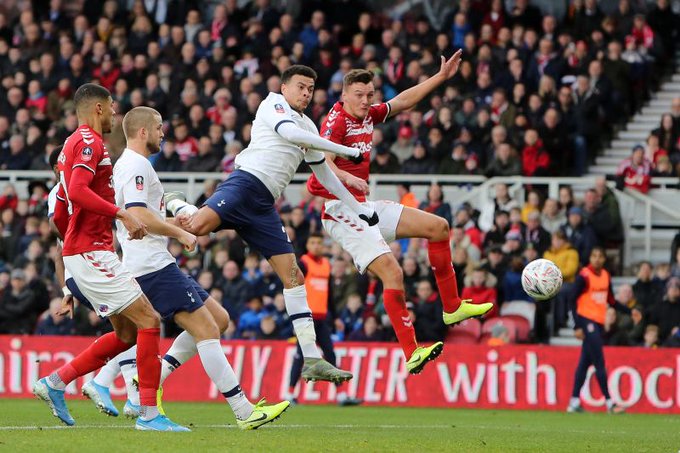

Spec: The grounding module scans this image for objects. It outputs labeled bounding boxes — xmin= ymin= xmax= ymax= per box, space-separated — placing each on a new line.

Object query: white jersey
xmin=113 ymin=148 xmax=175 ymax=277
xmin=47 ymin=184 xmax=60 ymax=218
xmin=235 ymin=92 xmax=318 ymax=199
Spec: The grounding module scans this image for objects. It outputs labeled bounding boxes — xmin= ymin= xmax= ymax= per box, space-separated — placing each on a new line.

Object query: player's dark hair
xmin=591 ymin=246 xmax=607 ymax=258
xmin=343 ymin=69 xmax=374 ymax=87
xmin=73 ymin=83 xmax=111 ymax=110
xmin=308 ymin=232 xmax=324 ymax=240
xmin=281 ymin=65 xmax=317 ymax=84
xmin=48 ymin=145 xmax=63 ymax=169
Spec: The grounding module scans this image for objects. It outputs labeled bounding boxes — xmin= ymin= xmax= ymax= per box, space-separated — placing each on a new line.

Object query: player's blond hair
xmin=122 ymin=106 xmax=161 ymax=139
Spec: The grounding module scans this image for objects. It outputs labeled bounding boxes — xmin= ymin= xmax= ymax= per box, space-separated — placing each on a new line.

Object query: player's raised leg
xmin=395 ymin=206 xmax=493 ymax=325
xmin=367 ymin=254 xmax=443 ymax=374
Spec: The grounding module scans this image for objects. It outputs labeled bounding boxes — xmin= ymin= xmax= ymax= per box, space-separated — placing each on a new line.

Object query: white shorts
xmin=322 ymin=199 xmax=404 ymax=274
xmin=63 ymin=251 xmax=143 ymax=317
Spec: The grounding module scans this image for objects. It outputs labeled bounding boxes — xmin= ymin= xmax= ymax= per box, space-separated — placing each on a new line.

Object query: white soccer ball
xmin=521 ymin=258 xmax=563 ymax=301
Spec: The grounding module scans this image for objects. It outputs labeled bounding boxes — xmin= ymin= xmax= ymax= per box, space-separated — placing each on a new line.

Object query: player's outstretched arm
xmin=127 ymin=205 xmax=197 ymax=251
xmin=305 ymin=150 xmax=378 ymax=226
xmin=276 ymin=121 xmax=363 ymax=161
xmin=387 ymin=49 xmax=463 ymax=117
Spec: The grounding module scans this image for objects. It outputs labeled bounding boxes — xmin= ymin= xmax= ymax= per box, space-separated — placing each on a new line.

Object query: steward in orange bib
xmin=287 ymin=233 xmax=361 ymax=406
xmin=567 ymin=247 xmax=629 ymax=414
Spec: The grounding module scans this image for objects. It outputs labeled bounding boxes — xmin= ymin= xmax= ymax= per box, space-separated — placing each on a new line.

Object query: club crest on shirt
xmin=135 ymin=176 xmax=144 ymax=190
xmin=81 ymin=147 xmax=93 ymax=162
xmin=274 ymin=103 xmax=285 ymax=113
xmin=323 ymin=128 xmax=332 ymax=137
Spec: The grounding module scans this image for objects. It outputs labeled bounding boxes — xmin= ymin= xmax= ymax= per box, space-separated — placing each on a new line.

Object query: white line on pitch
xmin=0 ymin=424 xmax=453 ymax=431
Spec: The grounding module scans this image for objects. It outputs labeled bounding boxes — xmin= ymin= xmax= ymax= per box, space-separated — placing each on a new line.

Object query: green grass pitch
xmin=0 ymin=399 xmax=678 ymax=452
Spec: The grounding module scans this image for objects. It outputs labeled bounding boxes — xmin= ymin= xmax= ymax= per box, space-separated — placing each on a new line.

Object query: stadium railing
xmin=1 ymin=171 xmax=678 ymax=268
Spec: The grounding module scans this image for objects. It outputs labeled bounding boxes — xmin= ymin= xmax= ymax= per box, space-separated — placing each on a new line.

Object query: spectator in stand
xmin=35 ymin=296 xmax=74 ymax=336
xmin=396 ymin=184 xmax=419 ymax=210
xmin=479 ymin=183 xmax=520 ymax=233
xmin=219 ymin=260 xmax=251 ymax=317
xmin=153 ymin=140 xmax=182 ymax=172
xmin=524 ymin=211 xmax=551 ymax=256
xmin=521 ymin=129 xmax=550 ymax=177
xmin=0 ymin=269 xmax=37 ymax=334
xmin=454 ymin=204 xmax=483 ymax=250
xmin=613 ymin=284 xmax=645 ymax=346
xmin=616 ymin=144 xmax=652 ymax=194
xmin=521 ymin=190 xmax=542 ymax=224
xmin=438 ymin=142 xmax=468 ymax=175
xmin=450 ymin=224 xmax=481 ymax=266
xmin=647 ymin=277 xmax=680 ymax=345
xmin=402 ymin=141 xmax=435 ymax=174
xmin=645 ymin=133 xmax=668 ymax=166
xmin=390 ymin=125 xmax=415 ymax=164
xmin=330 ymin=258 xmax=357 ymax=315
xmin=339 ymin=293 xmax=364 ymax=338
xmin=462 ymin=268 xmax=498 ymax=319
xmin=652 ymin=114 xmax=677 ymax=160
xmin=561 ymin=206 xmax=598 ymax=267
xmin=558 ymin=185 xmax=575 ymax=215
xmin=347 ymin=314 xmax=384 ymax=342
xmin=544 ymin=230 xmax=579 ymax=329
xmin=419 ymin=183 xmax=452 ymax=227
xmin=369 ymin=147 xmax=400 ymax=174
xmin=582 ymin=188 xmax=623 ymax=247
xmin=485 ymin=142 xmax=522 ymax=178
xmin=482 ymin=210 xmax=510 ymax=250
xmin=172 ymin=121 xmax=199 ymax=163
xmin=237 ymin=296 xmax=265 ymax=339
xmin=184 ymin=136 xmax=221 ymax=172
xmin=412 ymin=279 xmax=446 ymax=343
xmin=633 ymin=261 xmax=662 ymax=315
xmin=540 ymin=198 xmax=566 ymax=234
xmin=643 ymin=325 xmax=660 ymax=348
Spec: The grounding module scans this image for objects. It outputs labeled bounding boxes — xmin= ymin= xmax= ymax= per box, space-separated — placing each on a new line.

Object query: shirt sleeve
xmin=120 ymin=160 xmax=151 ymax=208
xmin=369 ymin=103 xmax=391 ymax=124
xmin=258 ymin=95 xmax=297 ymax=133
xmin=70 ymin=139 xmax=104 ymax=174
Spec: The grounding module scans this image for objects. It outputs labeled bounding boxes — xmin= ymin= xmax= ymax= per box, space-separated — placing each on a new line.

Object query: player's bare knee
xmin=137 ymin=307 xmax=161 ymax=330
xmin=375 ymin=257 xmax=404 ymax=289
xmin=216 ymin=310 xmax=230 ymax=333
xmin=429 ymin=216 xmax=450 ymax=241
xmin=193 ymin=319 xmax=220 ymax=342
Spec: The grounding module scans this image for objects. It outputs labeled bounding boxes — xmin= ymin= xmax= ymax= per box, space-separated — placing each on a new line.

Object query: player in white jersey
xmin=166 ymin=65 xmax=376 ymax=383
xmin=107 ymin=106 xmax=289 ymax=430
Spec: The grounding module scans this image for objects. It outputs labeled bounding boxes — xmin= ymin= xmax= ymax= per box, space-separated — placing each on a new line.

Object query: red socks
xmin=383 ymin=289 xmax=418 ymax=358
xmin=428 ymin=240 xmax=461 ymax=313
xmin=57 ymin=332 xmax=131 ymax=385
xmin=136 ymin=328 xmax=161 ymax=406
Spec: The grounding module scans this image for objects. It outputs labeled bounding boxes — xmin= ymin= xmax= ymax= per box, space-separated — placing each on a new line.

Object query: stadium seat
xmin=445 ymin=318 xmax=482 ymax=344
xmin=480 ymin=317 xmax=518 ymax=344
xmin=500 ymin=301 xmax=536 ymax=328
xmin=499 ymin=315 xmax=532 ymax=342
xmin=444 ymin=329 xmax=479 ymax=344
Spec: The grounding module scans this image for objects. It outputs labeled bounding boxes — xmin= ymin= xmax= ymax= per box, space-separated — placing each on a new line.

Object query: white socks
xmin=161 ymin=331 xmax=198 ymax=385
xmin=284 ymin=286 xmax=321 ymax=359
xmin=196 ymin=339 xmax=253 ymax=420
xmin=569 ymin=397 xmax=580 ymax=408
xmin=91 ymin=346 xmax=139 ymax=405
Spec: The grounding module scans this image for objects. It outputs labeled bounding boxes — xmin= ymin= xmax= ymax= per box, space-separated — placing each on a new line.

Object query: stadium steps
xmin=590 ymin=50 xmax=680 ymax=175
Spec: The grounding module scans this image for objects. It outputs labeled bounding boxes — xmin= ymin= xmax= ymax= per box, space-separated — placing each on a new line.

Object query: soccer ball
xmin=521 ymin=259 xmax=563 ymax=301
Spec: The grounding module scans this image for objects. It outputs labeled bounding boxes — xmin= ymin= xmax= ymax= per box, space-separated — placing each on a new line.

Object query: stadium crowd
xmin=0 ymin=0 xmax=679 ymax=346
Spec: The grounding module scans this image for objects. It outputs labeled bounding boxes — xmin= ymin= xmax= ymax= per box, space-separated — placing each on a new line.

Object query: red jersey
xmin=307 ymin=101 xmax=390 ymax=202
xmin=59 ymin=125 xmax=115 ymax=256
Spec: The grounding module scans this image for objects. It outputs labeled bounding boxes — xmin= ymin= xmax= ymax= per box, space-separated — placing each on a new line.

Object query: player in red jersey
xmin=33 ymin=83 xmax=189 ymax=431
xmin=307 ymin=50 xmax=493 ymax=374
